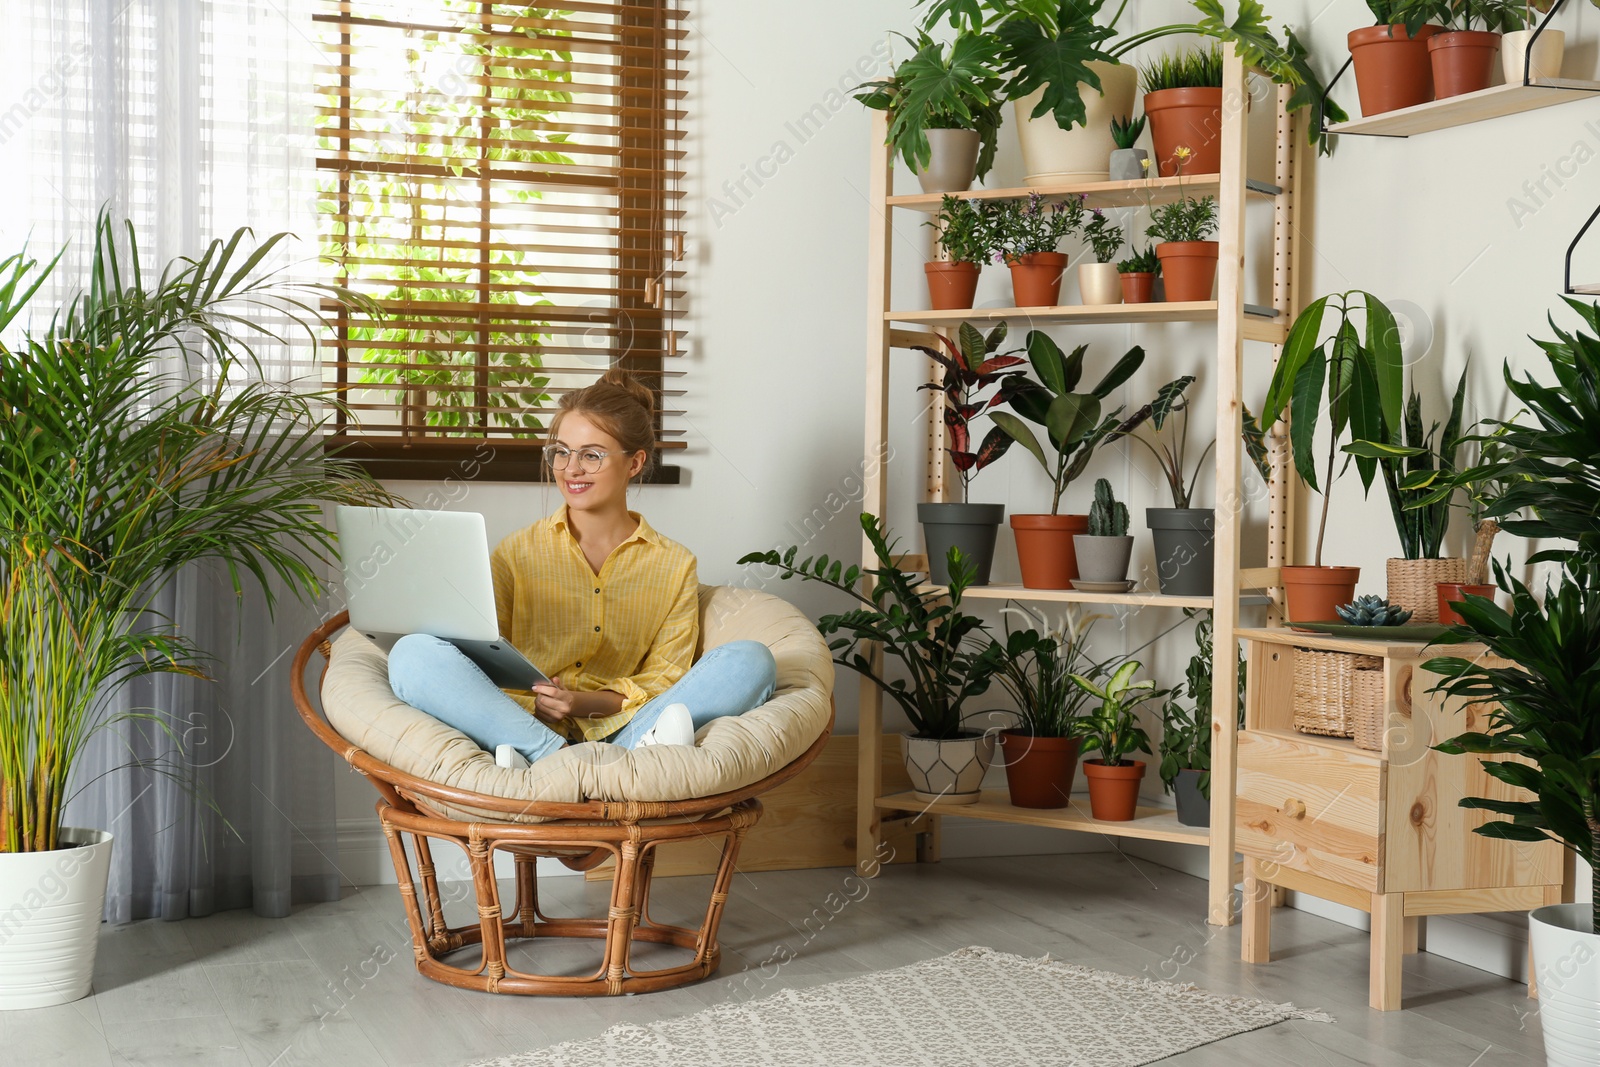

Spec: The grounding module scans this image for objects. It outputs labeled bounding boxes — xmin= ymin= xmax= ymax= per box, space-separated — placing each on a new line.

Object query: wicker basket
xmin=1293 ymin=648 xmax=1384 ymax=738
xmin=1350 ymin=668 xmax=1388 ymax=751
xmin=1386 ymin=557 xmax=1467 ymax=623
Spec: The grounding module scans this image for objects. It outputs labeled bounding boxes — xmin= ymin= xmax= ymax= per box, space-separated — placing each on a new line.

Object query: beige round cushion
xmin=321 ymin=585 xmax=834 ymax=822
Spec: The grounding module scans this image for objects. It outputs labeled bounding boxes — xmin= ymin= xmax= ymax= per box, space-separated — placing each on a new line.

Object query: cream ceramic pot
xmin=1014 ymin=61 xmax=1137 ymax=184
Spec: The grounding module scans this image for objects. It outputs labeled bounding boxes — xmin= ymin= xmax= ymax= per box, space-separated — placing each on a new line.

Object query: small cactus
xmin=1088 ymin=478 xmax=1129 ymax=537
xmin=1334 ymin=595 xmax=1413 ymax=627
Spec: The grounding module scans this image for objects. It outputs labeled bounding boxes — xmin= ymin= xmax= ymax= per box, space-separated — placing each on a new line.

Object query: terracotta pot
xmin=1008 ymin=252 xmax=1068 ymax=307
xmin=1010 ymin=513 xmax=1089 ymax=589
xmin=1143 ymin=87 xmax=1224 ymax=177
xmin=998 ymin=731 xmax=1081 ymax=809
xmin=1348 ymin=23 xmax=1441 ymax=117
xmin=1120 ymin=271 xmax=1156 ymax=304
xmin=924 ymin=260 xmax=980 ymax=311
xmin=1155 ymin=241 xmax=1218 ymax=303
xmin=1281 ymin=565 xmax=1361 ymax=624
xmin=1077 ymin=262 xmax=1121 ymax=306
xmin=1437 ymin=582 xmax=1496 ymax=626
xmin=1014 ymin=61 xmax=1137 ymax=184
xmin=901 ymin=731 xmax=996 ymax=805
xmin=1502 ymin=28 xmax=1564 ymax=85
xmin=1429 ymin=30 xmax=1501 ymax=99
xmin=914 ymin=128 xmax=980 ymax=194
xmin=1083 ymin=759 xmax=1145 ymax=822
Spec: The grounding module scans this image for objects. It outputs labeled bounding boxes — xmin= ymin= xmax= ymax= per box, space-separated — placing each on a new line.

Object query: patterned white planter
xmin=902 ymin=732 xmax=995 ymax=805
xmin=0 ymin=827 xmax=113 ymax=1010
xmin=1531 ymin=903 xmax=1600 ymax=1067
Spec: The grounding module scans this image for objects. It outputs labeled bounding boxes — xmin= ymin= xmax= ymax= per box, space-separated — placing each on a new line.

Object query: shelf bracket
xmin=1565 ymin=202 xmax=1600 ymax=295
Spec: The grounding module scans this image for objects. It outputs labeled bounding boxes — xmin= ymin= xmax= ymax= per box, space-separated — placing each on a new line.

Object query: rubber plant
xmin=916 ymin=0 xmax=1347 ymax=153
xmin=1261 ymin=290 xmax=1406 ymax=567
xmin=988 ymin=332 xmax=1146 ymax=514
xmin=739 ymin=513 xmax=1003 ymax=740
xmin=853 ymin=29 xmax=1007 ymax=181
xmin=0 ymin=215 xmax=393 ymax=854
xmin=1423 ymin=297 xmax=1600 ymax=927
xmin=914 ymin=322 xmax=1025 ymax=503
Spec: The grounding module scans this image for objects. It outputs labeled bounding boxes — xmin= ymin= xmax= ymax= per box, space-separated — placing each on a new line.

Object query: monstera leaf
xmin=997 ymin=0 xmax=1118 ymax=131
xmin=1191 ymin=0 xmax=1296 ymax=82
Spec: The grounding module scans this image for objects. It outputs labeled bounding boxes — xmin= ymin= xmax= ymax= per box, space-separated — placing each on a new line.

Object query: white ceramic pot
xmin=915 ymin=128 xmax=981 ymax=195
xmin=1014 ymin=61 xmax=1137 ymax=184
xmin=1502 ymin=29 xmax=1565 ymax=85
xmin=1531 ymin=903 xmax=1600 ymax=1067
xmin=0 ymin=827 xmax=113 ymax=1010
xmin=1078 ymin=262 xmax=1122 ymax=306
xmin=902 ymin=731 xmax=995 ymax=805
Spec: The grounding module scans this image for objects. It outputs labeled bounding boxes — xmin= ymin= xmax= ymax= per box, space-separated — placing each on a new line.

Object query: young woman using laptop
xmin=385 ymin=371 xmax=776 ymax=770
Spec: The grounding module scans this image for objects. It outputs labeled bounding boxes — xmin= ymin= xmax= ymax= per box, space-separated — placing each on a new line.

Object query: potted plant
xmin=913 ymin=322 xmax=1025 ymax=585
xmin=1348 ymin=1 xmax=1447 ymax=117
xmin=742 ymin=514 xmax=1004 ymax=805
xmin=1145 ymin=157 xmax=1220 ymax=303
xmin=1502 ymin=1 xmax=1565 ymax=84
xmin=1141 ymin=46 xmax=1225 ymax=177
xmin=1073 ymin=478 xmax=1133 ymax=585
xmin=1343 ymin=367 xmax=1471 ymax=621
xmin=854 ymin=29 xmax=1005 ymax=194
xmin=1077 ymin=208 xmax=1124 ymax=306
xmin=993 ymin=191 xmax=1085 ymax=307
xmin=1071 ymin=661 xmax=1163 ymax=821
xmin=1157 ymin=610 xmax=1245 ymax=827
xmin=924 ymin=195 xmax=995 ymax=310
xmin=991 ymin=605 xmax=1105 ymax=808
xmin=1111 ymin=375 xmax=1273 ymax=596
xmin=0 ymin=220 xmax=392 ymax=1009
xmin=1262 ymin=291 xmax=1406 ymax=622
xmin=1116 ymin=243 xmax=1160 ymax=304
xmin=1430 ymin=0 xmax=1528 ymax=98
xmin=1108 ymin=112 xmax=1148 ymax=180
xmin=989 ymin=333 xmax=1147 ymax=588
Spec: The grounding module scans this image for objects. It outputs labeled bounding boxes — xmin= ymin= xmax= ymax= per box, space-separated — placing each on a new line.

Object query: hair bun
xmin=598 ymin=368 xmax=654 ymax=421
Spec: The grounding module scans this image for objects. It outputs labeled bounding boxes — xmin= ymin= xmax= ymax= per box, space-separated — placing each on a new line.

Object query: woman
xmin=386 ymin=371 xmax=776 ymax=770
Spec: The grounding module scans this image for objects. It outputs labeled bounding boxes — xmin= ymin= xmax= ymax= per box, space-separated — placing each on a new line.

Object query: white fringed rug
xmin=465 ymin=946 xmax=1331 ymax=1067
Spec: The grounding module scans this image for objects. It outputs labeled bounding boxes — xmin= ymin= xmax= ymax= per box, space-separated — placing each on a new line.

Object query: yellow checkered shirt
xmin=490 ymin=506 xmax=699 ymax=742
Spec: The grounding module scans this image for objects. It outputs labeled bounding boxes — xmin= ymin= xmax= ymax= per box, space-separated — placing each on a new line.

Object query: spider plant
xmin=991 ymin=604 xmax=1109 ymax=738
xmin=0 ymin=214 xmax=392 ymax=853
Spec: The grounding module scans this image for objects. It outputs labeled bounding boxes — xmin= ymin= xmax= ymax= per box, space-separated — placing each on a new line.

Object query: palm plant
xmin=0 ymin=216 xmax=392 ymax=853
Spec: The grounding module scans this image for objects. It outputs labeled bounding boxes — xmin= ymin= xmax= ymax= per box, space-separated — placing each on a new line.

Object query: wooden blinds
xmin=314 ymin=1 xmax=686 ymax=481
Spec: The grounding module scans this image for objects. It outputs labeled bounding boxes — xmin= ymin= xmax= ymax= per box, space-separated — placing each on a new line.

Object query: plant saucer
xmin=1070 ymin=579 xmax=1136 ymax=594
xmin=1287 ymin=620 xmax=1451 ymax=641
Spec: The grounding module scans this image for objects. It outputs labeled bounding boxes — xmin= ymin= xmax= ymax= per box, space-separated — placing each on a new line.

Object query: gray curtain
xmin=15 ymin=0 xmax=342 ymax=920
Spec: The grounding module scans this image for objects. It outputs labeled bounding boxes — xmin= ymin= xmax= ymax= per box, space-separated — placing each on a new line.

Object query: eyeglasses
xmin=543 ymin=444 xmax=612 ymax=474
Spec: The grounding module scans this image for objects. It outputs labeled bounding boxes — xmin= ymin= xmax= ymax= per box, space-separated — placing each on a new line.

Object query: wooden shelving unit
xmin=1329 ymin=77 xmax=1600 ymax=138
xmin=856 ymin=52 xmax=1306 ymax=927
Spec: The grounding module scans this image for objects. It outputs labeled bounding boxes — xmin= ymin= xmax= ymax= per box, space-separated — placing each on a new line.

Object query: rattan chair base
xmin=379 ymin=797 xmax=758 ymax=996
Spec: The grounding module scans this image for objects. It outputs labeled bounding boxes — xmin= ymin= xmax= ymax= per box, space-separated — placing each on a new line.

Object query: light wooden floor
xmin=2 ymin=852 xmax=1547 ymax=1066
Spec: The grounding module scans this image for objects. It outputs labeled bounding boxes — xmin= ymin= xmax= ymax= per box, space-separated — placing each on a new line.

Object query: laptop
xmin=335 ymin=506 xmax=552 ymax=690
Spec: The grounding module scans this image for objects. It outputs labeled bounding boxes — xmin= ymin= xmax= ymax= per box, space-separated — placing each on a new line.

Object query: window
xmin=315 ymin=1 xmax=685 ymax=481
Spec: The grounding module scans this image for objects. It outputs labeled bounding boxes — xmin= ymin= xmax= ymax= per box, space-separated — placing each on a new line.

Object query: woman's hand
xmin=531 ymin=679 xmax=623 ymax=721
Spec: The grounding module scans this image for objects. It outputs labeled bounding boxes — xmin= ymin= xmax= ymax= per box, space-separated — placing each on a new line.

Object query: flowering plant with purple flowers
xmin=1080 ymin=209 xmax=1124 ymax=264
xmin=992 ymin=192 xmax=1086 ymax=262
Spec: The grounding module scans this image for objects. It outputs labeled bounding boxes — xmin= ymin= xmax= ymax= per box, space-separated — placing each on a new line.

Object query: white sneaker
xmin=635 ymin=703 xmax=695 ymax=748
xmin=495 ymin=744 xmax=531 ymax=770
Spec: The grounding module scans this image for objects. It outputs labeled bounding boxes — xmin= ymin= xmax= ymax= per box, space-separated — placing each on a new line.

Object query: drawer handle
xmin=1282 ymin=798 xmax=1307 ymax=820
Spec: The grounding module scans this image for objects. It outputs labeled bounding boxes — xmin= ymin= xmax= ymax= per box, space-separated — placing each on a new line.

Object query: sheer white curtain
xmin=2 ymin=0 xmax=344 ymax=920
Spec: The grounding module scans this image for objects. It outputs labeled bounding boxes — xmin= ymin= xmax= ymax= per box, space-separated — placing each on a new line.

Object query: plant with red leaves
xmin=915 ymin=321 xmax=1026 ymax=503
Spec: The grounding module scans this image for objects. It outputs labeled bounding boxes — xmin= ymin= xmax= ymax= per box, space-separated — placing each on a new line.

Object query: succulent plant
xmin=1334 ymin=595 xmax=1414 ymax=627
xmin=1087 ymin=478 xmax=1129 ymax=537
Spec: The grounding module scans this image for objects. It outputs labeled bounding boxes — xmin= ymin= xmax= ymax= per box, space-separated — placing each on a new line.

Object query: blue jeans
xmin=386 ymin=637 xmax=778 ymax=764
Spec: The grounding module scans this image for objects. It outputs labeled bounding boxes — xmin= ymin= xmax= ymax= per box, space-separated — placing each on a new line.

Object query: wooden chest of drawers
xmin=1234 ymin=628 xmax=1569 ymax=1010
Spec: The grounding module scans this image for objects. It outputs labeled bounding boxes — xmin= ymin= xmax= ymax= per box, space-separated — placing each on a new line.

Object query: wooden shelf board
xmin=922 ymin=583 xmax=1274 ymax=609
xmin=876 ymin=790 xmax=1208 ymax=845
xmin=1570 ymin=284 xmax=1600 ymax=296
xmin=887 ymin=174 xmax=1284 ymax=212
xmin=887 ymin=301 xmax=1218 ymax=326
xmin=1330 ymin=79 xmax=1600 ymax=137
xmin=1237 ymin=625 xmax=1468 ymax=658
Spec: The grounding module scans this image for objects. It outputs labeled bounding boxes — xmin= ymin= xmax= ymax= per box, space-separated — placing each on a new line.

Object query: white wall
xmin=335 ymin=0 xmax=1597 ymax=976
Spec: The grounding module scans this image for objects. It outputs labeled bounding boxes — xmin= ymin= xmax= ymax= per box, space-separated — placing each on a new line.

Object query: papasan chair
xmin=292 ymin=584 xmax=834 ymax=996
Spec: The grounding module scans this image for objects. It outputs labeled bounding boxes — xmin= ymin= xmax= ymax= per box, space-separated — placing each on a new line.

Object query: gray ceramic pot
xmin=1174 ymin=768 xmax=1210 ymax=827
xmin=915 ymin=129 xmax=981 ymax=194
xmin=919 ymin=502 xmax=1003 ymax=586
xmin=902 ymin=731 xmax=996 ymax=805
xmin=1072 ymin=534 xmax=1133 ymax=583
xmin=1147 ymin=507 xmax=1215 ymax=597
xmin=1108 ymin=147 xmax=1150 ymax=182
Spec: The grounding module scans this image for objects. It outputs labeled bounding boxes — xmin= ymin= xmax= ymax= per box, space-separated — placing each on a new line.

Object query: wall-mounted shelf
xmin=1330 ymin=78 xmax=1600 ymax=138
